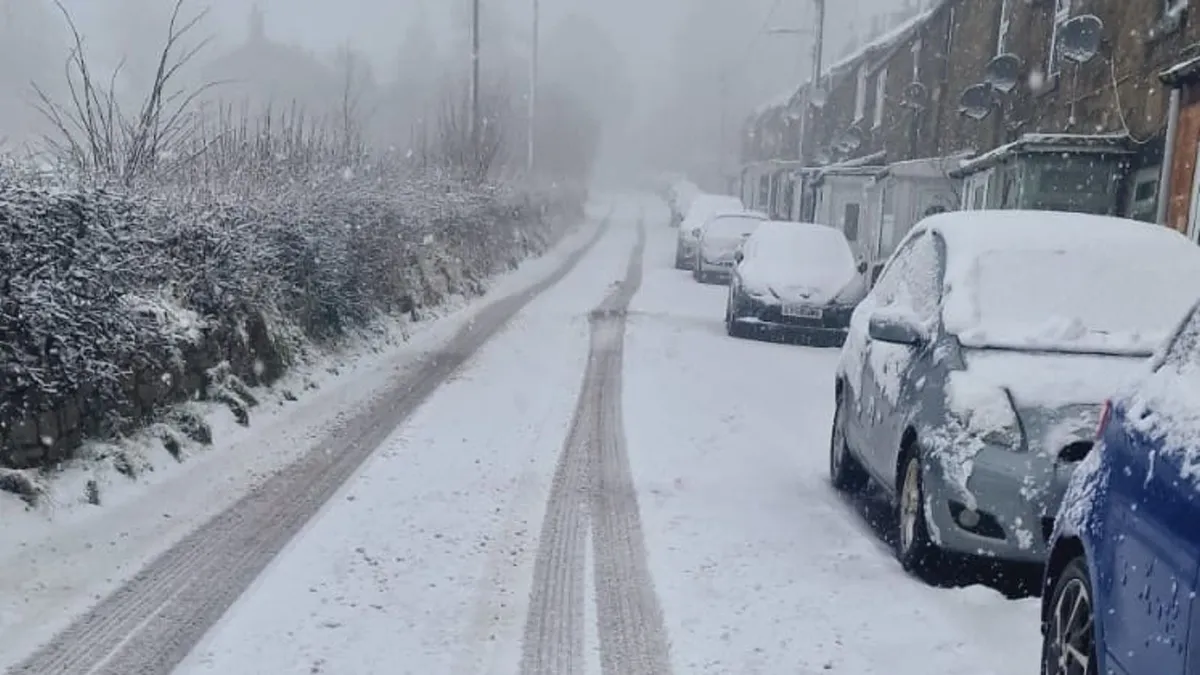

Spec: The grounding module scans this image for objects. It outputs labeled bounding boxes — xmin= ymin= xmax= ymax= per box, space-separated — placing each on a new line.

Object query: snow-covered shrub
xmin=0 ymin=168 xmax=582 ymax=469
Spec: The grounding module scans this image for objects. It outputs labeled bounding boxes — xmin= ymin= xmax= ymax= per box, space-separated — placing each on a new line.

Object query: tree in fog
xmin=540 ymin=13 xmax=634 ymax=140
xmin=198 ymin=5 xmax=338 ymax=119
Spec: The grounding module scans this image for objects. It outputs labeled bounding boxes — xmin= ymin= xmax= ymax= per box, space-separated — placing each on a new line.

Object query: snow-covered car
xmin=675 ymin=194 xmax=744 ymax=270
xmin=725 ymin=221 xmax=867 ymax=345
xmin=667 ymin=179 xmax=700 ymax=228
xmin=829 ymin=210 xmax=1200 ymax=576
xmin=1042 ymin=297 xmax=1200 ymax=675
xmin=693 ymin=210 xmax=767 ymax=284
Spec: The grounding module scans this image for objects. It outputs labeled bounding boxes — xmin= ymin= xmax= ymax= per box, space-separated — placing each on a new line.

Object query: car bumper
xmin=697 ymin=259 xmax=736 ymax=282
xmin=730 ymin=296 xmax=853 ymax=346
xmin=923 ymin=444 xmax=1073 ymax=564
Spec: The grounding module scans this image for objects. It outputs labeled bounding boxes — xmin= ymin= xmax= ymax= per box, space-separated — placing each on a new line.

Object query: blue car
xmin=1042 ymin=304 xmax=1200 ymax=675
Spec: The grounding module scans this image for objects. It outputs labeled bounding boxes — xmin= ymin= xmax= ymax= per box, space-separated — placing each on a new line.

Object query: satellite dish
xmin=810 ymin=86 xmax=829 ymax=108
xmin=984 ymin=54 xmax=1022 ymax=93
xmin=1058 ymin=14 xmax=1104 ymax=64
xmin=901 ymin=81 xmax=928 ymax=109
xmin=958 ymin=84 xmax=994 ymax=120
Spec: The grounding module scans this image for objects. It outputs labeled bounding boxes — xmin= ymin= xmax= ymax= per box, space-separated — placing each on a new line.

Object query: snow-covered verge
xmin=0 ymin=173 xmax=584 ymax=483
xmin=0 ymin=207 xmax=607 ymax=672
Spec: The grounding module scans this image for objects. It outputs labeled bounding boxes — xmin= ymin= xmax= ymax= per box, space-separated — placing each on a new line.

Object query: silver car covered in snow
xmin=830 ymin=211 xmax=1200 ymax=575
xmin=675 ymin=194 xmax=745 ymax=270
xmin=693 ymin=210 xmax=766 ymax=284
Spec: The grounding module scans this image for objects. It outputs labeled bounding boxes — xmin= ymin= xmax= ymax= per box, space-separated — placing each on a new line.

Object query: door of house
xmin=1170 ymin=92 xmax=1200 ymax=233
xmin=1189 ymin=142 xmax=1200 ymax=244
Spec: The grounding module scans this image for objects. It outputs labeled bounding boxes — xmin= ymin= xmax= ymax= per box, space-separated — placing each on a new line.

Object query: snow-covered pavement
xmin=6 ymin=194 xmax=1042 ymax=675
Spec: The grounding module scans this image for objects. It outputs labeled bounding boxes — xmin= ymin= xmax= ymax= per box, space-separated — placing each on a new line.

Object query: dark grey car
xmin=830 ymin=210 xmax=1200 ymax=575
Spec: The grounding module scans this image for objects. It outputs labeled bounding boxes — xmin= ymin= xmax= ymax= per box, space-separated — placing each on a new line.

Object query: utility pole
xmin=470 ymin=0 xmax=481 ymax=153
xmin=527 ymin=0 xmax=539 ymax=173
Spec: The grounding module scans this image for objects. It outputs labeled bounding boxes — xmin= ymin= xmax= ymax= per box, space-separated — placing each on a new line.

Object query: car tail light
xmin=1095 ymin=399 xmax=1112 ymax=440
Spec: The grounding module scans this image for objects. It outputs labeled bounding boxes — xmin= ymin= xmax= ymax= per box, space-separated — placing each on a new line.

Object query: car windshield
xmin=758 ymin=226 xmax=854 ymax=270
xmin=958 ymin=246 xmax=1200 ymax=356
xmin=705 ymin=215 xmax=762 ymax=242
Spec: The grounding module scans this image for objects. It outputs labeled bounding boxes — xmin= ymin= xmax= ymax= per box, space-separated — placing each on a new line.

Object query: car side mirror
xmin=734 ymin=250 xmax=744 ymax=263
xmin=868 ymin=311 xmax=924 ymax=346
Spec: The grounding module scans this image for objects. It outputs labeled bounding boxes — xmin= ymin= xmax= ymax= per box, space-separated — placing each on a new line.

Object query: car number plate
xmin=783 ymin=304 xmax=822 ymax=319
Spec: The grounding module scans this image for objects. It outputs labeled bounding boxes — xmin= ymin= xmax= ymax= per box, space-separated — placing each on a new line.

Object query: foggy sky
xmin=7 ymin=0 xmax=913 ymax=175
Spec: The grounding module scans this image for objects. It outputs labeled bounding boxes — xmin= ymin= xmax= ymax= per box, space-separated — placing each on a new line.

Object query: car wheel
xmin=829 ymin=393 xmax=869 ymax=493
xmin=1041 ymin=556 xmax=1097 ymax=675
xmin=726 ymin=287 xmax=751 ymax=338
xmin=896 ymin=450 xmax=941 ymax=575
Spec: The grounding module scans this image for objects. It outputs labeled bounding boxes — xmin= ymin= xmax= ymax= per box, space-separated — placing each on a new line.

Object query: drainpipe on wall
xmin=1158 ymin=87 xmax=1181 ymax=226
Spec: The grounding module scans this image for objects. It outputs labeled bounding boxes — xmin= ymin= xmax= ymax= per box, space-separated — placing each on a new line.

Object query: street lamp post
xmin=527 ymin=0 xmax=538 ymax=174
xmin=470 ymin=0 xmax=481 ymax=152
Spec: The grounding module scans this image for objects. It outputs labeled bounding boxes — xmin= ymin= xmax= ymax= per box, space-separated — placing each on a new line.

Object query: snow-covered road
xmin=7 ymin=194 xmax=1042 ymax=674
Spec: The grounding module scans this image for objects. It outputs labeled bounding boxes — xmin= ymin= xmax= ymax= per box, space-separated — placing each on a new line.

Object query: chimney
xmin=249 ymin=4 xmax=265 ymax=43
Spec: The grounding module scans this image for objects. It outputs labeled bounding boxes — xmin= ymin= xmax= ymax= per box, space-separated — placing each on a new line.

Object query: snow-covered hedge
xmin=0 ymin=173 xmax=583 ymax=469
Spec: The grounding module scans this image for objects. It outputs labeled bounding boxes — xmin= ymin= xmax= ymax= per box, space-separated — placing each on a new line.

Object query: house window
xmin=911 ymin=39 xmax=922 ymax=80
xmin=843 ymin=203 xmax=861 ymax=241
xmin=1126 ymin=166 xmax=1160 ymax=223
xmin=963 ymin=171 xmax=992 ymax=210
xmin=997 ymin=0 xmax=1011 ymax=55
xmin=854 ymin=65 xmax=867 ymax=121
xmin=873 ymin=67 xmax=888 ymax=128
xmin=1048 ymin=0 xmax=1071 ymax=77
xmin=1165 ymin=0 xmax=1188 ymax=18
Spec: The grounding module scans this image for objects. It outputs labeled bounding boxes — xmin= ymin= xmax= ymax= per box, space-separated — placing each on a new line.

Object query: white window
xmin=962 ymin=170 xmax=992 ymax=211
xmin=1165 ymin=0 xmax=1189 ymax=18
xmin=1126 ymin=166 xmax=1160 ymax=223
xmin=873 ymin=66 xmax=888 ymax=128
xmin=997 ymin=0 xmax=1011 ymax=55
xmin=1048 ymin=0 xmax=1071 ymax=77
xmin=854 ymin=65 xmax=867 ymax=121
xmin=911 ymin=39 xmax=922 ymax=80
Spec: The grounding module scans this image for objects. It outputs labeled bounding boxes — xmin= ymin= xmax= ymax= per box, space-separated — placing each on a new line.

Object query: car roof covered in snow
xmin=709 ymin=209 xmax=767 ymax=221
xmin=910 ymin=209 xmax=1193 ymax=258
xmin=907 ymin=210 xmax=1200 ymax=356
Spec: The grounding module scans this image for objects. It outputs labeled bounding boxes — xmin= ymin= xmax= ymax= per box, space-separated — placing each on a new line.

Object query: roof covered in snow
xmin=750 ymin=2 xmax=942 ymax=121
xmin=822 ymin=4 xmax=940 ymax=80
xmin=951 ymin=133 xmax=1133 ymax=176
xmin=1161 ymin=49 xmax=1200 ymax=86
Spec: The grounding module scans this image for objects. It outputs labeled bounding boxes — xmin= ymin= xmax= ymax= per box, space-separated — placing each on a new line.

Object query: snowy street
xmin=7 ymin=195 xmax=1042 ymax=674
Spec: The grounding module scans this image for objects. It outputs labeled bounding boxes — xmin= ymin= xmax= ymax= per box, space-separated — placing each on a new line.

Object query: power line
xmin=725 ymin=0 xmax=787 ymax=80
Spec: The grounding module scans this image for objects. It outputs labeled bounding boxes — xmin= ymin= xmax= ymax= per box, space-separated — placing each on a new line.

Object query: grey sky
xmin=11 ymin=0 xmax=913 ymax=174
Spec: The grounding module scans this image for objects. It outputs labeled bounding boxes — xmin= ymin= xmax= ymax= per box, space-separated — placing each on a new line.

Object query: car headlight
xmin=945 ymin=380 xmax=1025 ymax=450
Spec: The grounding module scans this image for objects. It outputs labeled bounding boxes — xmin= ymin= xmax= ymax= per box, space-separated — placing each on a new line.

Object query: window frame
xmin=997 ymin=0 xmax=1011 ymax=55
xmin=1048 ymin=0 xmax=1071 ymax=77
xmin=873 ymin=66 xmax=888 ymax=129
xmin=854 ymin=65 xmax=867 ymax=121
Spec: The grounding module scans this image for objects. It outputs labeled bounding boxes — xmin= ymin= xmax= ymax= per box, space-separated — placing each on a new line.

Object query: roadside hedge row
xmin=0 ymin=173 xmax=584 ymax=469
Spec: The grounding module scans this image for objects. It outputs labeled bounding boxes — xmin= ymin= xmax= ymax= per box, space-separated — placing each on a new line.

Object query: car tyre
xmin=1041 ymin=556 xmax=1097 ymax=675
xmin=896 ymin=450 xmax=942 ymax=575
xmin=674 ymin=246 xmax=689 ymax=270
xmin=726 ymin=288 xmax=749 ymax=338
xmin=829 ymin=393 xmax=869 ymax=493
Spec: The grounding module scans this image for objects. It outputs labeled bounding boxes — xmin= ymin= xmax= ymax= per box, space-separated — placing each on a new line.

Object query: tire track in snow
xmin=6 ymin=215 xmax=614 ymax=675
xmin=520 ymin=213 xmax=672 ymax=675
